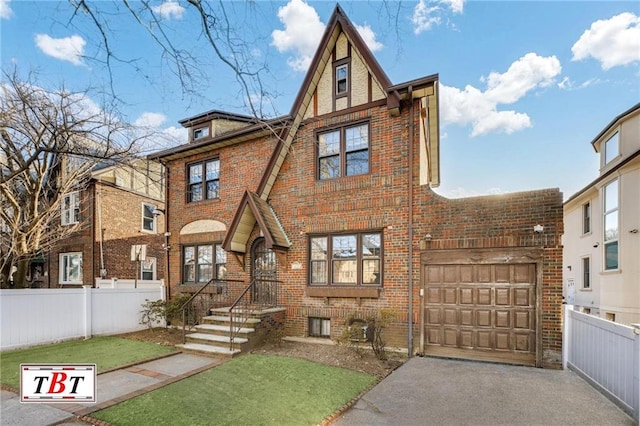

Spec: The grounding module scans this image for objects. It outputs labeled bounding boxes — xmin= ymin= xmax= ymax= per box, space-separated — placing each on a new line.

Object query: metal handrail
xmin=228 ymin=277 xmax=281 ymax=351
xmin=180 ymin=278 xmax=244 ymax=343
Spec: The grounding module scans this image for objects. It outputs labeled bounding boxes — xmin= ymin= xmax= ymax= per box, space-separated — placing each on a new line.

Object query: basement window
xmin=309 ymin=317 xmax=330 ymax=338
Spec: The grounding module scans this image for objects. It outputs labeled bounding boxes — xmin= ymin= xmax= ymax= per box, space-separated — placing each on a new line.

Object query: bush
xmin=139 ymin=294 xmax=191 ymax=330
xmin=337 ymin=310 xmax=396 ymax=360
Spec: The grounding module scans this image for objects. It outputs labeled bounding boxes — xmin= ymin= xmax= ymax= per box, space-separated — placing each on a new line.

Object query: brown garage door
xmin=423 ymin=262 xmax=537 ymax=366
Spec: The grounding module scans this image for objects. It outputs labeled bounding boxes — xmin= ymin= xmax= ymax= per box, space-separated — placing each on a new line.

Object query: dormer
xmin=179 ymin=110 xmax=256 ymax=144
xmin=591 ymin=103 xmax=640 ymax=174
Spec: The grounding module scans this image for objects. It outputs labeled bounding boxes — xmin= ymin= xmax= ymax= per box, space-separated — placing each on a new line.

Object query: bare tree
xmin=0 ymin=70 xmax=154 ymax=287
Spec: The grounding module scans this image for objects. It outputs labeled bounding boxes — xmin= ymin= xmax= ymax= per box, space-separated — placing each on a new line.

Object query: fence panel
xmin=565 ymin=306 xmax=639 ymax=421
xmin=1 ymin=286 xmax=165 ymax=351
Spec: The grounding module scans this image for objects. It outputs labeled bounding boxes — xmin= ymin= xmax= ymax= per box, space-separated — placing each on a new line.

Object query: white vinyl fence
xmin=0 ymin=286 xmax=166 ymax=351
xmin=564 ymin=305 xmax=640 ymax=421
xmin=95 ymin=278 xmax=165 ymax=289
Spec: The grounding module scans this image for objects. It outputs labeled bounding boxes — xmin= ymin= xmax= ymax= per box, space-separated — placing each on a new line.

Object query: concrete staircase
xmin=176 ymin=307 xmax=285 ymax=358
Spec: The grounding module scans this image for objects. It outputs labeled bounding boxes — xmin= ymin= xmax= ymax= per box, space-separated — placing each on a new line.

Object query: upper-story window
xmin=604 ymin=132 xmax=619 ymax=165
xmin=193 ymin=126 xmax=210 ymax=141
xmin=142 ymin=203 xmax=156 ymax=232
xmin=318 ymin=123 xmax=369 ymax=180
xmin=582 ymin=202 xmax=591 ymax=234
xmin=309 ymin=232 xmax=382 ymax=286
xmin=336 ymin=63 xmax=348 ymax=96
xmin=61 ymin=191 xmax=80 ymax=225
xmin=603 ymin=179 xmax=619 ymax=270
xmin=188 ymin=158 xmax=220 ymax=203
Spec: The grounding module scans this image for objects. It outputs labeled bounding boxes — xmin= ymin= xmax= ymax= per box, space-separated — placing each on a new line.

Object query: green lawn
xmin=93 ymin=354 xmax=376 ymax=426
xmin=0 ymin=336 xmax=176 ymax=389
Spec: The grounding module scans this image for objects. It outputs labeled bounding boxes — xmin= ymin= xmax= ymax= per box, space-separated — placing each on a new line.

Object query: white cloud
xmin=152 ymin=1 xmax=185 ymax=20
xmin=355 ymin=24 xmax=383 ymax=52
xmin=134 ymin=112 xmax=167 ymax=128
xmin=272 ymin=0 xmax=325 ymax=72
xmin=412 ymin=0 xmax=464 ymax=34
xmin=1 ymin=0 xmax=13 ymax=19
xmin=162 ymin=126 xmax=187 ymax=143
xmin=34 ymin=34 xmax=86 ymax=66
xmin=572 ymin=12 xmax=640 ymax=70
xmin=272 ymin=0 xmax=383 ymax=71
xmin=440 ymin=53 xmax=561 ymax=137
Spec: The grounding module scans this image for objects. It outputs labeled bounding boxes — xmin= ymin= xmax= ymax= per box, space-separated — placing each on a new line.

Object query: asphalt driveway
xmin=333 ymin=357 xmax=635 ymax=426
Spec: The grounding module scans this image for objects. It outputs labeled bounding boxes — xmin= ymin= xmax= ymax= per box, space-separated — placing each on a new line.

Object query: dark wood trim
xmin=368 ymin=73 xmax=372 ymax=103
xmin=302 ymin=100 xmax=386 ymax=125
xmin=306 ymin=286 xmax=380 ymax=298
xmin=421 ymin=247 xmax=543 ymax=264
xmin=313 ymin=89 xmax=318 ymax=117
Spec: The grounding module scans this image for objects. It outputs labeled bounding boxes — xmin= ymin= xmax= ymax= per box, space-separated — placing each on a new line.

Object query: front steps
xmin=176 ymin=307 xmax=285 ymax=358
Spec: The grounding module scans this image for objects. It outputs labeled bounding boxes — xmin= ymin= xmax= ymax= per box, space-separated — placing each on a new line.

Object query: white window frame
xmin=581 ymin=256 xmax=590 ymax=289
xmin=603 ymin=179 xmax=619 ymax=270
xmin=142 ymin=203 xmax=156 ymax=233
xmin=582 ymin=201 xmax=591 ymax=235
xmin=141 ymin=257 xmax=157 ymax=280
xmin=61 ymin=191 xmax=80 ymax=226
xmin=59 ymin=252 xmax=83 ymax=285
xmin=604 ymin=131 xmax=619 ymax=165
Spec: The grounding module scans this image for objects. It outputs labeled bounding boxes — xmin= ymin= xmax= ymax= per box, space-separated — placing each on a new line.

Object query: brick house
xmin=153 ymin=6 xmax=563 ymax=367
xmin=46 ymin=159 xmax=166 ymax=288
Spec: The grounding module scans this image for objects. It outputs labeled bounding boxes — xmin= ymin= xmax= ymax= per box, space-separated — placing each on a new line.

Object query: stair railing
xmin=180 ymin=278 xmax=243 ymax=344
xmin=229 ymin=277 xmax=281 ymax=351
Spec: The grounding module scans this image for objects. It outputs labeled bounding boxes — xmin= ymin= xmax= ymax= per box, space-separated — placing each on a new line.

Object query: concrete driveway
xmin=333 ymin=357 xmax=635 ymax=426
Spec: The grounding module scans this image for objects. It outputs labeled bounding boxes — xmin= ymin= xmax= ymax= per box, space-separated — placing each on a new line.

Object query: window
xmin=193 ymin=126 xmax=210 ymax=140
xmin=309 ymin=232 xmax=381 ymax=286
xmin=582 ymin=202 xmax=591 ymax=234
xmin=604 ymin=132 xmax=619 ymax=164
xmin=603 ymin=180 xmax=619 ymax=270
xmin=59 ymin=252 xmax=83 ymax=285
xmin=183 ymin=243 xmax=226 ymax=284
xmin=582 ymin=307 xmax=591 ymax=314
xmin=142 ymin=203 xmax=156 ymax=232
xmin=582 ymin=257 xmax=590 ymax=289
xmin=61 ymin=191 xmax=80 ymax=225
xmin=309 ymin=317 xmax=330 ymax=338
xmin=335 ymin=64 xmax=348 ymax=96
xmin=318 ymin=123 xmax=369 ymax=180
xmin=605 ymin=312 xmax=616 ymax=322
xmin=141 ymin=257 xmax=157 ymax=280
xmin=187 ymin=159 xmax=220 ymax=202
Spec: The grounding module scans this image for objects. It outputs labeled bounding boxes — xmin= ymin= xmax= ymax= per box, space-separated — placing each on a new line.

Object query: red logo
xmin=20 ymin=364 xmax=96 ymax=403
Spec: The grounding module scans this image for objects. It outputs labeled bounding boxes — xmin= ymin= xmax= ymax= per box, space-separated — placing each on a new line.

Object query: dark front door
xmin=251 ymin=238 xmax=278 ymax=305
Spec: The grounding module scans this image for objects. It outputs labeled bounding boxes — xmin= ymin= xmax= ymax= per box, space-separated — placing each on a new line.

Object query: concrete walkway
xmin=333 ymin=357 xmax=636 ymax=426
xmin=0 ymin=353 xmax=222 ymax=426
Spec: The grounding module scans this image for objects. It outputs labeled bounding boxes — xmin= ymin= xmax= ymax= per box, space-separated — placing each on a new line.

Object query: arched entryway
xmin=250 ymin=238 xmax=278 ymax=305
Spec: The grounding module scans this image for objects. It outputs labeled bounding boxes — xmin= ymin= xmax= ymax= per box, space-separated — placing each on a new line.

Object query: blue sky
xmin=1 ymin=0 xmax=639 ymax=200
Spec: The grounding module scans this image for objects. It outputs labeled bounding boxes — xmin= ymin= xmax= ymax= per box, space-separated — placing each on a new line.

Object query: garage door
xmin=423 ymin=262 xmax=537 ymax=366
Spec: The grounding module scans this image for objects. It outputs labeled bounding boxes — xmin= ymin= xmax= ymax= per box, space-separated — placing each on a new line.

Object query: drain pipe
xmin=407 ymin=86 xmax=414 ymax=357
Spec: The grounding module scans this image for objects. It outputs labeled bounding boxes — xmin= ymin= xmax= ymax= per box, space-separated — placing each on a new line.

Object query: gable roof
xmin=590 ymin=102 xmax=640 ymax=152
xmin=223 ymin=191 xmax=291 ymax=252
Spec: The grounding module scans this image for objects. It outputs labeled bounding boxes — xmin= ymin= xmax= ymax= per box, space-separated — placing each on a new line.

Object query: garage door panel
xmin=495 ymin=310 xmax=510 ymax=328
xmin=424 ymin=261 xmax=536 ymax=366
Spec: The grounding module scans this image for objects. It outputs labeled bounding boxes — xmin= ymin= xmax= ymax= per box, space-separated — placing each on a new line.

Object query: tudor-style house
xmin=563 ymin=103 xmax=640 ymax=325
xmin=153 ymin=6 xmax=563 ymax=368
xmin=48 ymin=159 xmax=166 ymax=288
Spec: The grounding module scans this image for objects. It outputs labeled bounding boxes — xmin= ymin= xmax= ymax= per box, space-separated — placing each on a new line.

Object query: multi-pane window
xmin=309 ymin=317 xmax=331 ymax=338
xmin=142 ymin=203 xmax=156 ymax=232
xmin=603 ymin=179 xmax=619 ymax=270
xmin=582 ymin=257 xmax=590 ymax=289
xmin=604 ymin=132 xmax=619 ymax=164
xmin=188 ymin=159 xmax=220 ymax=202
xmin=141 ymin=257 xmax=157 ymax=280
xmin=59 ymin=252 xmax=83 ymax=285
xmin=318 ymin=123 xmax=369 ymax=180
xmin=335 ymin=64 xmax=348 ymax=96
xmin=582 ymin=202 xmax=591 ymax=234
xmin=61 ymin=191 xmax=80 ymax=225
xmin=183 ymin=243 xmax=226 ymax=284
xmin=309 ymin=232 xmax=381 ymax=286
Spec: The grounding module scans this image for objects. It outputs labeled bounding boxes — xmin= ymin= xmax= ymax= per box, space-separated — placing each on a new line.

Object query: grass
xmin=0 ymin=336 xmax=176 ymax=389
xmin=93 ymin=354 xmax=376 ymax=426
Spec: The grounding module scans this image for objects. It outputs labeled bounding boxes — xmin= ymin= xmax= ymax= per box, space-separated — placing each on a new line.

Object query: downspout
xmin=164 ymin=165 xmax=170 ymax=300
xmin=97 ymin=185 xmax=105 ymax=278
xmin=407 ymin=86 xmax=414 ymax=357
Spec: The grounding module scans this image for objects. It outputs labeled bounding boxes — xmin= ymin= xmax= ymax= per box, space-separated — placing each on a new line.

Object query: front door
xmin=251 ymin=238 xmax=278 ymax=305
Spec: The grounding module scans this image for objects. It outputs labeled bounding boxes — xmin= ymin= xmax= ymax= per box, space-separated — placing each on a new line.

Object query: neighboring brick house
xmin=153 ymin=6 xmax=563 ymax=367
xmin=47 ymin=159 xmax=166 ymax=287
xmin=563 ymin=103 xmax=640 ymax=325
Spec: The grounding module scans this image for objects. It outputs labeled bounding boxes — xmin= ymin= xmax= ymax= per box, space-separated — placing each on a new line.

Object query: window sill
xmin=306 ymin=286 xmax=380 ymax=298
xmin=601 ymin=269 xmax=622 ymax=275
